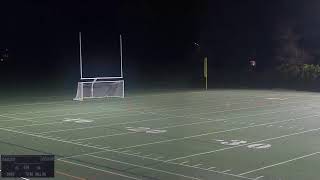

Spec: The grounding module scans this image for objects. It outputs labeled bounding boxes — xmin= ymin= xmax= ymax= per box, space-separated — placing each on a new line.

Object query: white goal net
xmin=74 ymin=80 xmax=124 ymax=101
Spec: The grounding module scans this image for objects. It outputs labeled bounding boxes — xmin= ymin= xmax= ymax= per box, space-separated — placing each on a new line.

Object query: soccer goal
xmin=74 ymin=32 xmax=124 ymax=101
xmin=74 ymin=79 xmax=124 ymax=100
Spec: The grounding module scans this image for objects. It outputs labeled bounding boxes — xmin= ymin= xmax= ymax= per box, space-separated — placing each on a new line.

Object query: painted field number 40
xmin=216 ymin=140 xmax=271 ymax=150
xmin=126 ymin=127 xmax=167 ymax=134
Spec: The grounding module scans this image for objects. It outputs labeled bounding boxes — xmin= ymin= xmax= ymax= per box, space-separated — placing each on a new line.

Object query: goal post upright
xmin=120 ymin=34 xmax=123 ymax=78
xmin=79 ymin=32 xmax=83 ymax=79
xmin=204 ymin=57 xmax=208 ymax=91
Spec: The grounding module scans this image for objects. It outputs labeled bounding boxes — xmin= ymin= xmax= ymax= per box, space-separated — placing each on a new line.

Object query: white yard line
xmin=37 ymin=116 xmax=172 ymax=135
xmin=0 ymin=114 xmax=38 ymax=123
xmin=58 ymin=159 xmax=141 ymax=180
xmin=114 ymin=114 xmax=320 ymax=151
xmin=86 ymin=154 xmax=203 ymax=180
xmin=254 ymin=176 xmax=264 ymax=180
xmin=0 ymin=127 xmax=252 ymax=180
xmin=2 ymin=91 xmax=309 ymax=124
xmin=222 ymin=169 xmax=232 ymax=173
xmin=238 ymin=152 xmax=320 ymax=176
xmin=166 ymin=127 xmax=320 ymax=162
xmin=0 ymin=99 xmax=72 ymax=108
xmin=180 ymin=161 xmax=189 ymax=165
xmin=70 ymin=106 xmax=312 ymax=142
xmin=1 ymin=114 xmax=320 ymax=180
xmin=192 ymin=164 xmax=203 ymax=167
xmin=36 ymin=100 xmax=310 ymax=135
xmin=1 ymin=91 xmax=278 ymax=117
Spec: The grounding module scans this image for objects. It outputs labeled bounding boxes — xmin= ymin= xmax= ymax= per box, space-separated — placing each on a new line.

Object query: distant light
xmin=194 ymin=42 xmax=200 ymax=47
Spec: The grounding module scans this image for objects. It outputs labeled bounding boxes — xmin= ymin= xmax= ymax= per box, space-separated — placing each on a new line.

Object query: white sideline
xmin=58 ymin=159 xmax=140 ymax=180
xmin=70 ymin=106 xmax=312 ymax=141
xmin=35 ymin=100 xmax=310 ymax=135
xmin=86 ymin=154 xmax=203 ymax=180
xmin=238 ymin=152 xmax=320 ymax=175
xmin=114 ymin=114 xmax=320 ymax=151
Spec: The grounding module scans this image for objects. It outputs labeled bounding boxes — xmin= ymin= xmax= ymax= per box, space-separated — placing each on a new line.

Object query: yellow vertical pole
xmin=204 ymin=57 xmax=208 ymax=90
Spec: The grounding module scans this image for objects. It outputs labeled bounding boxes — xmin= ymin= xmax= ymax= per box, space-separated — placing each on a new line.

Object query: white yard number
xmin=63 ymin=118 xmax=93 ymax=123
xmin=126 ymin=127 xmax=167 ymax=134
xmin=216 ymin=139 xmax=271 ymax=150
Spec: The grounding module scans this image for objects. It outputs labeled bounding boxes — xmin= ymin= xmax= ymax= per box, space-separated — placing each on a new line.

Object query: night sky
xmin=1 ymin=0 xmax=320 ymax=90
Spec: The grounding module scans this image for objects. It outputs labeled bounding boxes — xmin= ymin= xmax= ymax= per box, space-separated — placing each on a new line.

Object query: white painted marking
xmin=238 ymin=152 xmax=320 ymax=175
xmin=131 ymin=152 xmax=141 ymax=155
xmin=144 ymin=154 xmax=153 ymax=157
xmin=115 ymin=114 xmax=320 ymax=151
xmin=38 ymin=118 xmax=169 ymax=134
xmin=180 ymin=161 xmax=189 ymax=165
xmin=247 ymin=144 xmax=272 ymax=149
xmin=265 ymin=97 xmax=288 ymax=101
xmin=71 ymin=132 xmax=138 ymax=142
xmin=126 ymin=127 xmax=150 ymax=132
xmin=59 ymin=159 xmax=140 ymax=180
xmin=222 ymin=169 xmax=231 ymax=173
xmin=0 ymin=118 xmax=313 ymax=180
xmin=165 ymin=126 xmax=320 ymax=162
xmin=146 ymin=129 xmax=167 ymax=134
xmin=192 ymin=164 xmax=203 ymax=167
xmin=36 ymin=100 xmax=312 ymax=134
xmin=254 ymin=176 xmax=264 ymax=180
xmin=299 ymin=128 xmax=305 ymax=131
xmin=220 ymin=140 xmax=247 ymax=146
xmin=207 ymin=167 xmax=216 ymax=170
xmin=86 ymin=154 xmax=202 ymax=180
xmin=63 ymin=118 xmax=80 ymax=122
xmin=2 ymin=91 xmax=277 ymax=121
xmin=249 ymin=123 xmax=255 ymax=125
xmin=71 ymin=106 xmax=307 ymax=141
xmin=121 ymin=150 xmax=131 ymax=153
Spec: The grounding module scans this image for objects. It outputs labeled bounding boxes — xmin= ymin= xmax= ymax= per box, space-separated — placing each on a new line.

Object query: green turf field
xmin=1 ymin=89 xmax=320 ymax=180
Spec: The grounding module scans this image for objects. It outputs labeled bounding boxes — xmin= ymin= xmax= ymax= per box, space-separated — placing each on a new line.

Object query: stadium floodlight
xmin=74 ymin=32 xmax=125 ymax=101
